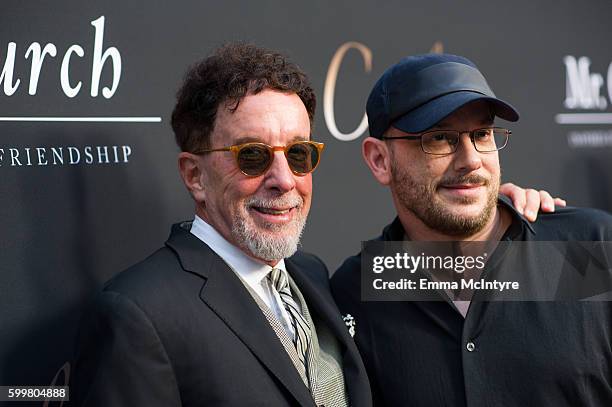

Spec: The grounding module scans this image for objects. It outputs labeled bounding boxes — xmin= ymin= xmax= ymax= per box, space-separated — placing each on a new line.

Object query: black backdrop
xmin=1 ymin=0 xmax=611 ymax=400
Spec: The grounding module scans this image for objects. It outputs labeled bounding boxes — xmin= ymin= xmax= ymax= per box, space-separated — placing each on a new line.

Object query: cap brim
xmin=392 ymin=91 xmax=519 ymax=133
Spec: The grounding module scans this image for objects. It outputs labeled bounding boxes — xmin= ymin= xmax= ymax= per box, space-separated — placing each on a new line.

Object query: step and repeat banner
xmin=1 ymin=0 xmax=611 ymax=397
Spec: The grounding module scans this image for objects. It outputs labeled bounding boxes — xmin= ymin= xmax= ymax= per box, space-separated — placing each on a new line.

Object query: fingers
xmin=554 ymin=197 xmax=567 ymax=207
xmin=522 ymin=189 xmax=541 ymax=222
xmin=525 ymin=191 xmax=567 ymax=221
xmin=537 ymin=190 xmax=555 ymax=213
xmin=499 ymin=182 xmax=526 ymax=213
xmin=499 ymin=183 xmax=567 ymax=223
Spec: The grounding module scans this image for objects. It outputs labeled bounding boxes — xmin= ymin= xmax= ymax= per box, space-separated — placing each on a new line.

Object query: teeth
xmin=255 ymin=207 xmax=290 ymax=215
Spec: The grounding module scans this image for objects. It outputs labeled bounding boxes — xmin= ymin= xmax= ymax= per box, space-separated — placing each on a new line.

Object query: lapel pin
xmin=342 ymin=314 xmax=356 ymax=338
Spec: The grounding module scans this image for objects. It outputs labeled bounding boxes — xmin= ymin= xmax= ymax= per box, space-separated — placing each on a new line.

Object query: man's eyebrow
xmin=231 ymin=135 xmax=310 ymax=145
xmin=481 ymin=116 xmax=495 ymax=126
xmin=233 ymin=136 xmax=260 ymax=145
xmin=290 ymin=135 xmax=310 ymax=142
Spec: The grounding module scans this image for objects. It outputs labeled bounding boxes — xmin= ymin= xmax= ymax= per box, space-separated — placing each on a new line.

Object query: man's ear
xmin=178 ymin=152 xmax=206 ymax=201
xmin=362 ymin=136 xmax=393 ymax=185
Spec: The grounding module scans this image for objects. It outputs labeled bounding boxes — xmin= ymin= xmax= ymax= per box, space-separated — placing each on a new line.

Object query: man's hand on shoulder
xmin=500 ymin=183 xmax=567 ymax=222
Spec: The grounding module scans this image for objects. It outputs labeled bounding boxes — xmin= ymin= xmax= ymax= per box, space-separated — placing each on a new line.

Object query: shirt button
xmin=466 ymin=341 xmax=476 ymax=352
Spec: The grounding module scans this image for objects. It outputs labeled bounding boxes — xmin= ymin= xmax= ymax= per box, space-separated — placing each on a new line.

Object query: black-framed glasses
xmin=381 ymin=127 xmax=511 ymax=155
xmin=193 ymin=141 xmax=325 ymax=177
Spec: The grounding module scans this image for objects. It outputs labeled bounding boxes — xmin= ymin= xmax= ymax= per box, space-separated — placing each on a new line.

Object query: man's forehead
xmin=433 ymin=114 xmax=493 ymax=129
xmin=220 ymin=90 xmax=306 ymax=118
xmin=211 ymin=90 xmax=311 ymax=144
xmin=431 ymin=102 xmax=495 ymax=129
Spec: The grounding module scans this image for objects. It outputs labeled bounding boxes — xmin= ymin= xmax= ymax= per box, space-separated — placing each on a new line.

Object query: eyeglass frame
xmin=192 ymin=140 xmax=326 ymax=177
xmin=380 ymin=126 xmax=511 ymax=155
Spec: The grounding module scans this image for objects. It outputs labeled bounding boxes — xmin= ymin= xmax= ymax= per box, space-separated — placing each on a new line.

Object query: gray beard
xmin=231 ymin=195 xmax=306 ymax=261
xmin=391 ymin=165 xmax=499 ymax=237
xmin=232 ymin=217 xmax=305 ymax=261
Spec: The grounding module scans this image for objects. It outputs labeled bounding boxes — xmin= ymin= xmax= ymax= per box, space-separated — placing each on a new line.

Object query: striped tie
xmin=269 ymin=267 xmax=311 ymax=373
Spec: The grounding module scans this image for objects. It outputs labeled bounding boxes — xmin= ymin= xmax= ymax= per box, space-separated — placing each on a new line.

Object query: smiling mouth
xmin=251 ymin=206 xmax=294 ymax=215
xmin=437 ymin=184 xmax=486 ymax=203
xmin=440 ymin=184 xmax=483 ymax=189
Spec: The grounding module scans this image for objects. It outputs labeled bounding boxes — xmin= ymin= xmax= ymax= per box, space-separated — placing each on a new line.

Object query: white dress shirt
xmin=190 ymin=215 xmax=296 ymax=339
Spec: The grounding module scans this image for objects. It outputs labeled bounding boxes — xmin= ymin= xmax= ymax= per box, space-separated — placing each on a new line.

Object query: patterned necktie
xmin=268 ymin=267 xmax=311 ymax=372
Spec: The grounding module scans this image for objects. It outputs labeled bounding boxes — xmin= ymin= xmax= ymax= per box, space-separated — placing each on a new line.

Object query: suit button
xmin=466 ymin=341 xmax=476 ymax=352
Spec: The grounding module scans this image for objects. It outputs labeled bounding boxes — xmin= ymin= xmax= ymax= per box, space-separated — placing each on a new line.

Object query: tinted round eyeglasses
xmin=193 ymin=140 xmax=325 ymax=177
xmin=381 ymin=127 xmax=511 ymax=155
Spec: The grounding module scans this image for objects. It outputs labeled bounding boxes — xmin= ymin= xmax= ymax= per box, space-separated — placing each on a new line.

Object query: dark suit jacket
xmin=72 ymin=222 xmax=371 ymax=406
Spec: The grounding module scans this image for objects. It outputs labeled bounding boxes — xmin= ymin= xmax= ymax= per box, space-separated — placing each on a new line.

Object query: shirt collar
xmin=383 ymin=194 xmax=536 ymax=241
xmin=497 ymin=194 xmax=536 ymax=238
xmin=190 ymin=215 xmax=286 ymax=285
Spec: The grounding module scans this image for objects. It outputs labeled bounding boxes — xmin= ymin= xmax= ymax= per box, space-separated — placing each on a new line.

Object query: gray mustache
xmin=245 ymin=194 xmax=304 ymax=209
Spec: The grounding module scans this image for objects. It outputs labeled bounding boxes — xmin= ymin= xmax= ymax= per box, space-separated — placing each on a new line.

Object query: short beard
xmin=391 ymin=161 xmax=499 ymax=237
xmin=231 ymin=194 xmax=306 ymax=261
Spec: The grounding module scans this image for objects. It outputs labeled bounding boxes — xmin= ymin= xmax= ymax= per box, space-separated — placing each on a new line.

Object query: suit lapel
xmin=286 ymin=257 xmax=372 ymax=407
xmin=165 ymin=223 xmax=315 ymax=407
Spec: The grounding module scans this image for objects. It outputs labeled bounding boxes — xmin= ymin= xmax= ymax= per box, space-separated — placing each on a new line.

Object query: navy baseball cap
xmin=366 ymin=53 xmax=519 ymax=138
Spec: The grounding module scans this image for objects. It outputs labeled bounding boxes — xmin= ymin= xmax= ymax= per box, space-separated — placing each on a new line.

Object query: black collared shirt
xmin=331 ymin=197 xmax=612 ymax=407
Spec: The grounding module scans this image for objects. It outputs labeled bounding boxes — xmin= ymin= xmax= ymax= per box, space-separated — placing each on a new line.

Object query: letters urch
xmin=0 ymin=16 xmax=121 ymax=98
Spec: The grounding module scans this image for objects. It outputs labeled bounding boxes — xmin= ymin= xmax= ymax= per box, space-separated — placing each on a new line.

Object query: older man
xmin=331 ymin=54 xmax=612 ymax=406
xmin=72 ymin=43 xmax=370 ymax=407
xmin=72 ymin=44 xmax=560 ymax=407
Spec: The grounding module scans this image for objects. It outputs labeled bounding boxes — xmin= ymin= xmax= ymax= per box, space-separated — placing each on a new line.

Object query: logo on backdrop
xmin=0 ymin=15 xmax=160 ymax=169
xmin=0 ymin=16 xmax=121 ymax=99
xmin=324 ymin=41 xmax=444 ymax=142
xmin=556 ymin=56 xmax=612 ymax=149
xmin=323 ymin=42 xmax=372 ymax=142
xmin=0 ymin=145 xmax=132 ymax=167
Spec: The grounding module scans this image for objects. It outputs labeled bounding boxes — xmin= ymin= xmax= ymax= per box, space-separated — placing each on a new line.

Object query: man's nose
xmin=263 ymin=151 xmax=297 ymax=192
xmin=452 ymin=133 xmax=482 ymax=173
